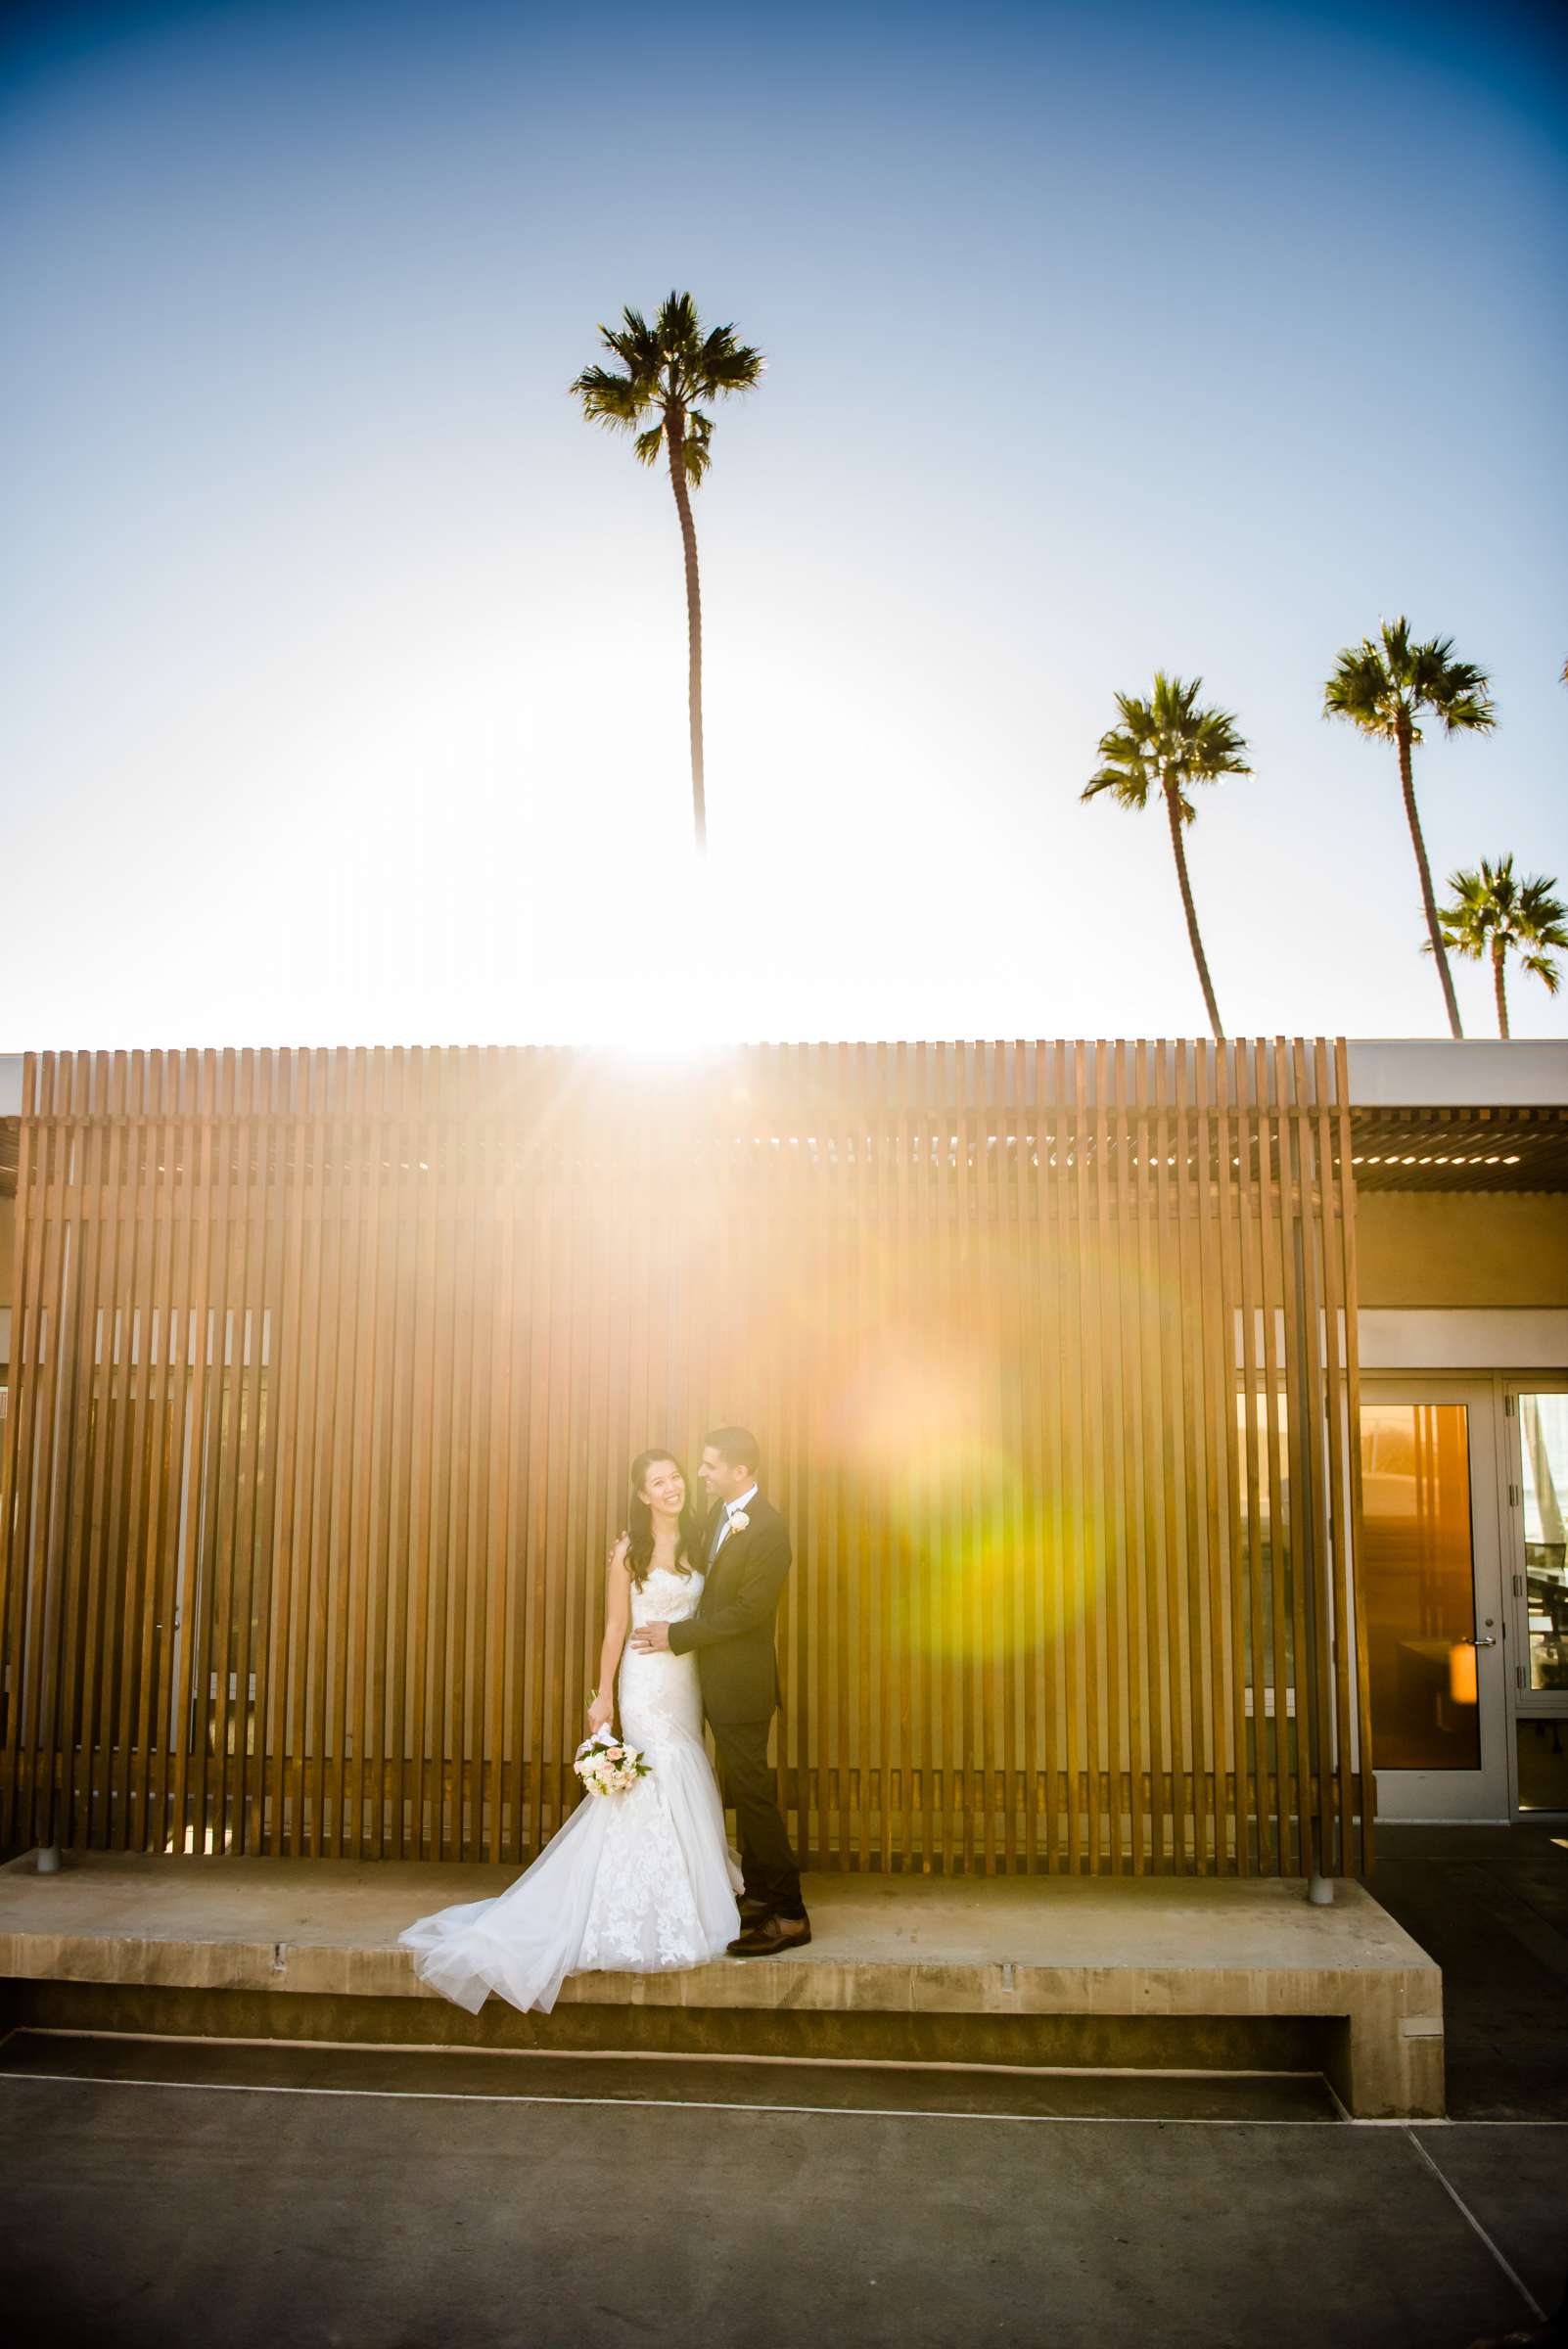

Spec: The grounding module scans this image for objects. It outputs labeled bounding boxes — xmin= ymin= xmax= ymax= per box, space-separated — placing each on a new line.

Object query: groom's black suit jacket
xmin=667 ymin=1494 xmax=791 ymax=1726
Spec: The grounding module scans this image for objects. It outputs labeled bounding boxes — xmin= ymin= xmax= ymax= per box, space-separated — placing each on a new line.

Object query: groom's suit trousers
xmin=711 ymin=1716 xmax=805 ymax=1920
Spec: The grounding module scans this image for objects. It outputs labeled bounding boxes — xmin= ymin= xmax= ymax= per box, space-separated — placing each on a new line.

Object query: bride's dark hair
xmin=624 ymin=1449 xmax=706 ymax=1589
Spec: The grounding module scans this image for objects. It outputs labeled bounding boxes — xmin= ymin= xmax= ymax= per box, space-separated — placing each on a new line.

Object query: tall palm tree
xmin=1322 ymin=619 xmax=1496 ymax=1038
xmin=1435 ymin=854 xmax=1567 ymax=1038
xmin=1082 ymin=672 xmax=1250 ymax=1041
xmin=572 ymin=291 xmax=764 ymax=854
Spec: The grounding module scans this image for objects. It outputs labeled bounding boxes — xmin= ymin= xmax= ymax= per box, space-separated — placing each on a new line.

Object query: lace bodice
xmin=630 ymin=1563 xmax=705 ymax=1630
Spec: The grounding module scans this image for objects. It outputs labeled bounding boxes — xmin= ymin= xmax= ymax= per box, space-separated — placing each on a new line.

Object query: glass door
xmin=1359 ymin=1379 xmax=1509 ymax=1821
xmin=1507 ymin=1385 xmax=1568 ymax=1815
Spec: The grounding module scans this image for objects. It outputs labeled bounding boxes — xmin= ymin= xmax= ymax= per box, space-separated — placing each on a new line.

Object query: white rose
xmin=728 ymin=1509 xmax=750 ymax=1535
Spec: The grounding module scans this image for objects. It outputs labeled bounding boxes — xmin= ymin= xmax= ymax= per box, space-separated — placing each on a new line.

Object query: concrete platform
xmin=0 ymin=1851 xmax=1445 ymax=2117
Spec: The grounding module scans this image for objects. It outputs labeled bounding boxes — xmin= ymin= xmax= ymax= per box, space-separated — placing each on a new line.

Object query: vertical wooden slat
xmin=1169 ymin=1042 xmax=1207 ymax=1870
xmin=342 ymin=1047 xmax=383 ymax=1855
xmin=1232 ymin=1042 xmax=1270 ymax=1870
xmin=882 ymin=1040 xmax=906 ymax=1871
xmin=1051 ymin=1041 xmax=1084 ymax=1871
xmin=106 ymin=1051 xmax=155 ymax=1852
xmin=502 ymin=1056 xmax=530 ymax=1863
xmin=1334 ymin=1036 xmax=1374 ymax=1876
xmin=206 ymin=1049 xmax=253 ymax=1850
xmin=1251 ymin=1040 xmax=1295 ymax=1869
xmin=263 ymin=1049 xmax=309 ymax=1854
xmin=25 ymin=1054 xmax=75 ymax=1844
xmin=1008 ymin=1039 xmax=1037 ymax=1872
xmin=140 ymin=1051 xmax=184 ymax=1849
xmin=233 ymin=1049 xmax=275 ymax=1854
xmin=1092 ymin=1040 xmax=1127 ymax=1870
xmin=0 ymin=1055 xmax=40 ymax=1844
xmin=1110 ymin=1041 xmax=1146 ymax=1869
xmin=1271 ymin=1037 xmax=1314 ymax=1880
xmin=906 ymin=1047 xmax=934 ymax=1871
xmin=829 ymin=1041 xmax=853 ymax=1870
xmin=521 ymin=1057 xmax=552 ymax=1861
xmin=1291 ymin=1038 xmax=1336 ymax=1876
xmin=1129 ymin=1041 xmax=1167 ymax=1868
xmin=1070 ymin=1044 xmax=1104 ymax=1867
xmin=484 ymin=1054 xmax=514 ymax=1864
xmin=1192 ymin=1044 xmax=1233 ymax=1869
xmin=957 ymin=1039 xmax=987 ymax=1871
xmin=56 ymin=1053 xmax=110 ymax=1848
xmin=1211 ymin=1042 xmax=1250 ymax=1870
xmin=128 ymin=1055 xmax=174 ymax=1851
xmin=851 ymin=1041 xmax=874 ymax=1871
xmin=189 ymin=1049 xmax=238 ymax=1852
xmin=1140 ymin=1047 xmax=1174 ymax=1869
xmin=1313 ymin=1037 xmax=1354 ymax=1875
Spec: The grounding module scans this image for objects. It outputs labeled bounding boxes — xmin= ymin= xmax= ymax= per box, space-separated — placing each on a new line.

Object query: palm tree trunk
xmin=1165 ymin=782 xmax=1224 ymax=1040
xmin=1398 ymin=719 xmax=1462 ymax=1038
xmin=1494 ymin=939 xmax=1510 ymax=1038
xmin=664 ymin=407 xmax=707 ymax=855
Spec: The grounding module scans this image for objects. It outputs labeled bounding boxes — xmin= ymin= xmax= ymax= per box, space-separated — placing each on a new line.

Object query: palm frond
xmin=1323 ymin=641 xmax=1399 ymax=735
xmin=1084 ymin=673 xmax=1249 ymax=818
xmin=570 ymin=362 xmax=647 ymax=431
xmin=1436 ymin=854 xmax=1566 ymax=996
xmin=574 ymin=292 xmax=763 ymax=475
xmin=1437 ymin=690 xmax=1498 ymax=734
xmin=682 ymin=409 xmax=714 ymax=484
xmin=695 ymin=324 xmax=766 ymax=394
xmin=1325 ymin=618 xmax=1495 ymax=739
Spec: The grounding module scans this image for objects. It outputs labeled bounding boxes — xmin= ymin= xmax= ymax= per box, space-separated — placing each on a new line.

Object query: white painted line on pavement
xmin=3 ymin=2025 xmax=1327 ymax=2083
xmin=0 ymin=2070 xmax=1385 ymax=2126
xmin=1404 ymin=2127 xmax=1546 ymax=2323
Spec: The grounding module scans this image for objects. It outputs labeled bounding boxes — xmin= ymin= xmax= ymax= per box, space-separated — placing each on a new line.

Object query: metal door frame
xmin=1361 ymin=1374 xmax=1510 ymax=1823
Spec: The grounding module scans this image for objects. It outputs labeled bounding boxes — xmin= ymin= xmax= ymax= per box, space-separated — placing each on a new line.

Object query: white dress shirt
xmin=711 ymin=1482 xmax=759 ymax=1560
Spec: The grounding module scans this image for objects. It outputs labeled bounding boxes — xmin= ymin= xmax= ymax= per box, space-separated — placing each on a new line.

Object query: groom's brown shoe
xmin=726 ymin=1912 xmax=812 ymax=1958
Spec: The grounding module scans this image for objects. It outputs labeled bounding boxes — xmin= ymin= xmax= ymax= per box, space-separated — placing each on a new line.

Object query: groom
xmin=627 ymin=1424 xmax=810 ymax=1957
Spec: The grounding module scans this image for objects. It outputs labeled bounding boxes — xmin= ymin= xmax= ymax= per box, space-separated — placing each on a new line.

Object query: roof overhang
xmin=3 ymin=1040 xmax=1566 ymax=1198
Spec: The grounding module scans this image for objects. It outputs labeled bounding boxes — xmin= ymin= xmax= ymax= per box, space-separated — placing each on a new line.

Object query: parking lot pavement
xmin=4 ymin=2043 xmax=1565 ymax=2349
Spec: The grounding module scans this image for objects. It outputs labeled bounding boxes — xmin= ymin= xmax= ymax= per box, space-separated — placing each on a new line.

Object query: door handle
xmin=1460 ymin=1635 xmax=1498 ymax=1648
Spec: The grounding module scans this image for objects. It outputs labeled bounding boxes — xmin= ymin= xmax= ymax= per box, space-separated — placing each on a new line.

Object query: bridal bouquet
xmin=573 ymin=1724 xmax=651 ymax=1798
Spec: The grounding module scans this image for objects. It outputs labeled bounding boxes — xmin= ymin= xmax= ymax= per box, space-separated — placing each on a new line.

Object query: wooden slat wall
xmin=0 ymin=1040 xmax=1372 ymax=1874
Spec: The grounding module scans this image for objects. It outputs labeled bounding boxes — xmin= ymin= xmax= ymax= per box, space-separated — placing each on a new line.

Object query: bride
xmin=397 ymin=1448 xmax=742 ymax=2014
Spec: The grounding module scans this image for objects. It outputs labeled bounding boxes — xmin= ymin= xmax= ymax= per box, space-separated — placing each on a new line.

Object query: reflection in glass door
xmin=1361 ymin=1405 xmax=1479 ymax=1770
xmin=1359 ymin=1384 xmax=1508 ymax=1820
xmin=1519 ymin=1395 xmax=1568 ymax=1696
xmin=1512 ymin=1390 xmax=1568 ymax=1813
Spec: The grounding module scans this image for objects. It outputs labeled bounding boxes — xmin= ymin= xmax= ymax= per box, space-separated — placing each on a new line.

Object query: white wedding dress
xmin=398 ymin=1563 xmax=742 ymax=2014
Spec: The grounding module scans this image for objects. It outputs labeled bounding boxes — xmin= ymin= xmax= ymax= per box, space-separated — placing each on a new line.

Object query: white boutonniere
xmin=726 ymin=1509 xmax=750 ymax=1536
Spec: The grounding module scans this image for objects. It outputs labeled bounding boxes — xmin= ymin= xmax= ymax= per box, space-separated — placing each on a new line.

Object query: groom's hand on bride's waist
xmin=628 ymin=1621 xmax=671 ymax=1653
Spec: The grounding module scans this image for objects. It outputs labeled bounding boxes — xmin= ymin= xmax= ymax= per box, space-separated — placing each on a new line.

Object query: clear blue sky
xmin=4 ymin=0 xmax=1565 ymax=1048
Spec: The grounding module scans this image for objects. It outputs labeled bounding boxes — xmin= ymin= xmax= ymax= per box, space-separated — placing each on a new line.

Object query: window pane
xmin=1517 ymin=1718 xmax=1568 ymax=1812
xmin=1360 ymin=1404 xmax=1479 ymax=1772
xmin=1519 ymin=1394 xmax=1568 ymax=1696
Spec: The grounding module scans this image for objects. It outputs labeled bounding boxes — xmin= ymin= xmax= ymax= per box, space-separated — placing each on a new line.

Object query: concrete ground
xmin=2 ymin=1824 xmax=1565 ymax=2348
xmin=1370 ymin=1823 xmax=1568 ymax=2122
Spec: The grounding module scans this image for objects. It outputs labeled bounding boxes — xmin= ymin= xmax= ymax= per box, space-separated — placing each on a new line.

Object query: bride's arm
xmin=587 ymin=1538 xmax=632 ymax=1734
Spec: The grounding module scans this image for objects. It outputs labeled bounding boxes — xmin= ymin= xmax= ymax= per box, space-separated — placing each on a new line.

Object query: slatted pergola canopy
xmin=1 ymin=1040 xmax=1371 ymax=1875
xmin=1346 ymin=1104 xmax=1568 ymax=1191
